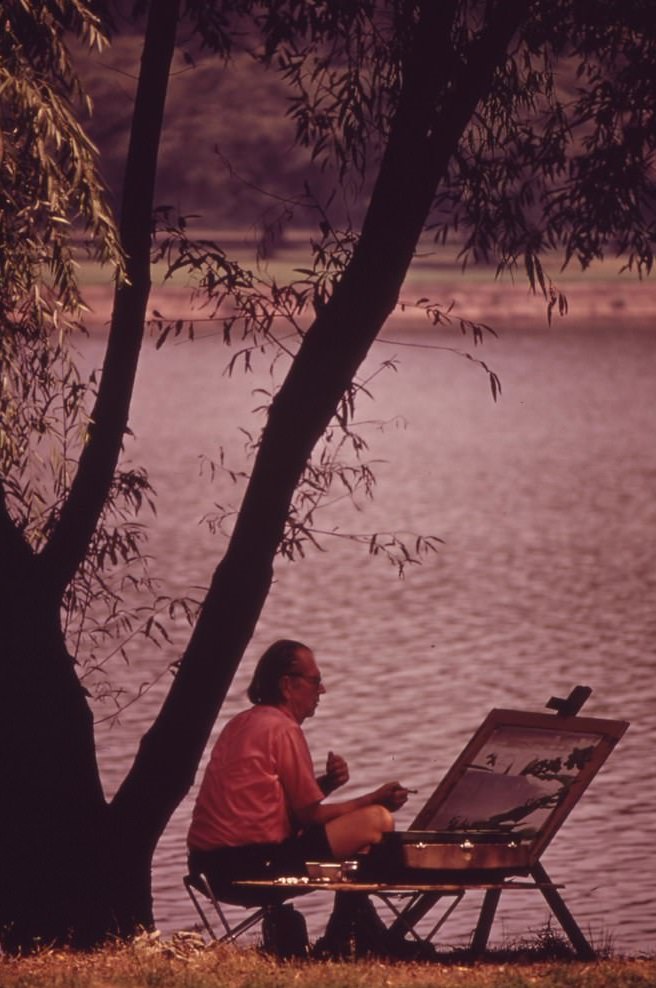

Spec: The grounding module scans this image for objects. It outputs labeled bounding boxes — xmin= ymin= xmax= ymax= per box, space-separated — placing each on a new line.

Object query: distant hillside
xmin=76 ymin=31 xmax=358 ymax=236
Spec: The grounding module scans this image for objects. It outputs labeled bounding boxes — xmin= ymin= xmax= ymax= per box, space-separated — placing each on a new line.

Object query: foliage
xmin=0 ymin=0 xmax=121 ymax=314
xmin=0 ymin=0 xmax=119 ymax=507
xmin=0 ymin=1 xmax=181 ymax=702
xmin=430 ymin=0 xmax=656 ymax=292
xmin=151 ymin=205 xmax=455 ymax=575
xmin=263 ymin=0 xmax=656 ymax=305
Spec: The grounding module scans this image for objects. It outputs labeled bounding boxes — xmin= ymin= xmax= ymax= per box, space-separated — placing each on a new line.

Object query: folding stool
xmin=183 ymin=872 xmax=267 ymax=943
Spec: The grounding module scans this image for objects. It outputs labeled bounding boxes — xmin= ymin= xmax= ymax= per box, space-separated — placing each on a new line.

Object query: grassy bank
xmin=1 ymin=936 xmax=654 ymax=988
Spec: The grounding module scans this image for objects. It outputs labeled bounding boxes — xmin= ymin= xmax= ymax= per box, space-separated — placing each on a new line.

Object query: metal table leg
xmin=376 ymin=889 xmax=465 ymax=946
xmin=531 ymin=862 xmax=596 ymax=960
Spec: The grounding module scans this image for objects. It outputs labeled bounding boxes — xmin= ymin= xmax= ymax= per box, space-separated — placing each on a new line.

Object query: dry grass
xmin=0 ymin=934 xmax=654 ymax=988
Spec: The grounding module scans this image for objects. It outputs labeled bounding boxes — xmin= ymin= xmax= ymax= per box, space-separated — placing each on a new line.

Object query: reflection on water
xmin=85 ymin=309 xmax=656 ymax=953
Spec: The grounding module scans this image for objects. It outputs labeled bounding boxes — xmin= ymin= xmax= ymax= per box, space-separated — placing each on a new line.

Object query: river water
xmin=82 ymin=266 xmax=655 ymax=955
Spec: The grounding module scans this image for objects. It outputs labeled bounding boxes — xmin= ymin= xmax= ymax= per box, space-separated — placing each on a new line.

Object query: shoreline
xmin=74 ymin=233 xmax=656 ymax=333
xmin=77 ymin=276 xmax=656 ymax=337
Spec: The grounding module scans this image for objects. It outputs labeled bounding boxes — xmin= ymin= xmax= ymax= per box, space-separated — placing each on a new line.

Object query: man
xmin=187 ymin=638 xmax=410 ymax=954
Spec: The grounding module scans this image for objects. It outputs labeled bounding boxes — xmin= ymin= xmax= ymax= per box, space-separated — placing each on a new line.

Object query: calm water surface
xmin=84 ymin=294 xmax=655 ymax=953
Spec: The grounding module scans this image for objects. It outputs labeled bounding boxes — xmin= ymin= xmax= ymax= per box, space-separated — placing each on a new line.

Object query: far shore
xmin=72 ymin=231 xmax=656 ymax=335
xmin=76 ymin=275 xmax=656 ymax=338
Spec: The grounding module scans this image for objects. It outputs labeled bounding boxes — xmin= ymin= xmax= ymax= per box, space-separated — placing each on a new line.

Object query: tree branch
xmin=40 ymin=0 xmax=181 ymax=596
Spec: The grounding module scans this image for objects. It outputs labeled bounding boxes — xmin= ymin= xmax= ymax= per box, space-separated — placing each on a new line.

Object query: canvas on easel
xmin=405 ymin=705 xmax=629 ymax=870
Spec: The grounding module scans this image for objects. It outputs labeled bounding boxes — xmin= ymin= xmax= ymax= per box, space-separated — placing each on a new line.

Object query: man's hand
xmin=318 ymin=750 xmax=349 ymax=795
xmin=371 ymin=781 xmax=412 ymax=811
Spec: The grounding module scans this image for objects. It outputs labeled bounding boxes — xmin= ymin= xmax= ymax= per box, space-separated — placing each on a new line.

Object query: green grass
xmin=0 ymin=935 xmax=653 ymax=988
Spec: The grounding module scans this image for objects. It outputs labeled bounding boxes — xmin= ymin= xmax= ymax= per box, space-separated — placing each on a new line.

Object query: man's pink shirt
xmin=188 ymin=704 xmax=324 ymax=850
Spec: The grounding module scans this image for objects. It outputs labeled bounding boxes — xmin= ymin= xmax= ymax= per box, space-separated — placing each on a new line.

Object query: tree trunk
xmin=0 ymin=593 xmax=155 ymax=946
xmin=0 ymin=571 xmax=110 ymax=948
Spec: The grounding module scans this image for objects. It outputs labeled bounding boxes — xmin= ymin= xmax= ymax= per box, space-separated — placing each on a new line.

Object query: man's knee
xmin=366 ymin=803 xmax=394 ymax=841
xmin=324 ymin=804 xmax=395 ymax=859
xmin=353 ymin=803 xmax=394 ymax=845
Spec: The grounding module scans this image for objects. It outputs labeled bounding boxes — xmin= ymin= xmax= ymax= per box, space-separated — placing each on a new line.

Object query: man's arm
xmin=296 ymin=781 xmax=410 ymax=827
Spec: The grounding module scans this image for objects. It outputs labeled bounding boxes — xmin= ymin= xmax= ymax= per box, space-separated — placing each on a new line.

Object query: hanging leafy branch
xmin=430 ymin=1 xmax=656 ymax=282
xmin=1 ymin=1 xmax=123 ymax=561
xmin=0 ymin=1 xmax=200 ymax=701
xmin=0 ymin=0 xmax=122 ymax=315
xmin=150 ymin=203 xmax=454 ymax=570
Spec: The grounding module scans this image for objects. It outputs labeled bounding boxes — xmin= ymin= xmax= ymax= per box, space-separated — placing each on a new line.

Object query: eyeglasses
xmin=288 ymin=673 xmax=323 ymax=688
